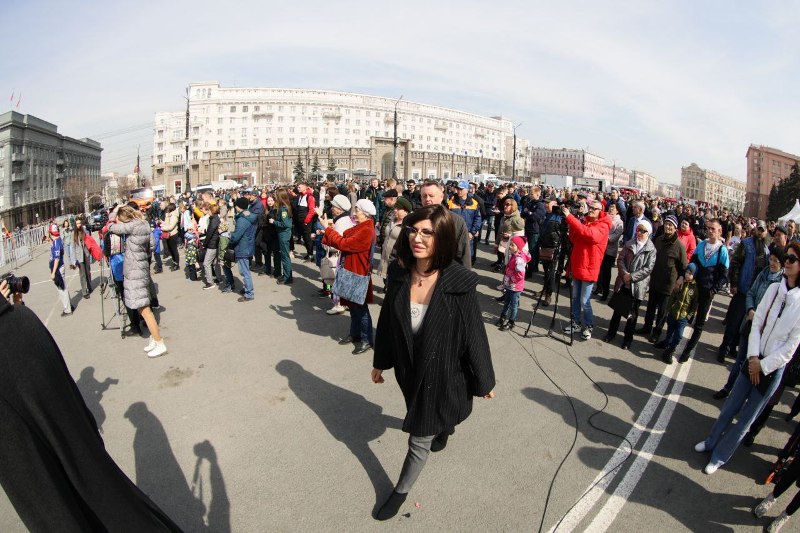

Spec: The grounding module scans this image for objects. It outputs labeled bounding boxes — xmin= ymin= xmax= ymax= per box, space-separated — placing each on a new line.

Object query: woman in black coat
xmin=371 ymin=204 xmax=496 ymax=521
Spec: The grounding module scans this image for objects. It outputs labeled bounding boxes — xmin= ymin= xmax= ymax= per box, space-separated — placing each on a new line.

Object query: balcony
xmin=434 ymin=121 xmax=448 ymax=132
xmin=322 ymin=108 xmax=342 ymax=120
xmin=11 ymin=153 xmax=26 ymax=163
xmin=11 ymin=172 xmax=25 ymax=182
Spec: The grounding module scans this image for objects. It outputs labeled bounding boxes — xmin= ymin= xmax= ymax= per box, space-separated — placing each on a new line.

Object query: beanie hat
xmin=511 ymin=235 xmax=527 ymax=251
xmin=331 ymin=194 xmax=351 ymax=212
xmin=382 ymin=188 xmax=398 ymax=198
xmin=687 ymin=263 xmax=697 ymax=276
xmin=234 ymin=197 xmax=250 ymax=210
xmin=394 ymin=197 xmax=413 ymax=212
xmin=664 ymin=215 xmax=679 ymax=228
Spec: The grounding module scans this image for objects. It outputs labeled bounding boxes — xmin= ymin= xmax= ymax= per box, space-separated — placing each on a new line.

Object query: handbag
xmin=223 ymin=247 xmax=236 ymax=263
xmin=331 ymin=234 xmax=375 ymax=305
xmin=320 ymin=251 xmax=338 ymax=282
xmin=608 ymin=287 xmax=634 ymax=318
xmin=539 ymin=247 xmax=556 ymax=262
xmin=740 ymin=289 xmax=783 ymax=396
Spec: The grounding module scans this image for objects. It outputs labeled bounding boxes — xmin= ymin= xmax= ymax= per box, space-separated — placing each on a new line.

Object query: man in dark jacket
xmin=520 ymin=186 xmax=546 ymax=277
xmin=245 ymin=190 xmax=266 ymax=268
xmin=480 ymin=183 xmax=498 ymax=244
xmin=637 ymin=215 xmax=687 ymax=342
xmin=402 ymin=179 xmax=422 ymax=210
xmin=447 ymin=180 xmax=482 ymax=264
xmin=718 ymin=221 xmax=769 ymax=361
xmin=229 ymin=197 xmax=257 ymax=301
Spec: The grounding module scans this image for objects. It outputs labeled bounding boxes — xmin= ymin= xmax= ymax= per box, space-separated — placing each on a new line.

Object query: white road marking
xmin=587 ymin=358 xmax=693 ymax=531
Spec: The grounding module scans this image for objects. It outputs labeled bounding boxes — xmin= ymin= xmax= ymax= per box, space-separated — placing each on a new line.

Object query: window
xmin=254 ymin=105 xmax=260 ymax=112
xmin=217 ymin=141 xmax=223 ymax=147
xmin=230 ymin=106 xmax=236 ymax=112
xmin=192 ymin=126 xmax=199 ymax=135
xmin=243 ymin=106 xmax=249 ymax=112
xmin=217 ymin=129 xmax=222 ymax=135
xmin=218 ymin=118 xmax=223 ymax=124
xmin=174 ymin=180 xmax=182 ymax=194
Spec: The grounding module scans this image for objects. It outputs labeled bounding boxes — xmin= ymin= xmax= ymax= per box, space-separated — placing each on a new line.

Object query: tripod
xmin=524 ymin=238 xmax=573 ymax=346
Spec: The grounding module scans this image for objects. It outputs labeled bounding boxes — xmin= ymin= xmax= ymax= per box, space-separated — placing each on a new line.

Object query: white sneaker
xmin=703 ymin=461 xmax=721 ymax=475
xmin=563 ymin=321 xmax=580 ymax=334
xmin=694 ymin=441 xmax=707 ymax=452
xmin=581 ymin=326 xmax=593 ymax=340
xmin=147 ymin=341 xmax=167 ymax=358
xmin=768 ymin=512 xmax=790 ymax=532
xmin=326 ymin=305 xmax=346 ymax=315
xmin=754 ymin=493 xmax=776 ymax=518
xmin=144 ymin=338 xmax=157 ymax=352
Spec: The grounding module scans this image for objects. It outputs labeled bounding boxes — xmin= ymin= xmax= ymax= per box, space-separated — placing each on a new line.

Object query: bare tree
xmin=63 ymin=176 xmax=87 ymax=214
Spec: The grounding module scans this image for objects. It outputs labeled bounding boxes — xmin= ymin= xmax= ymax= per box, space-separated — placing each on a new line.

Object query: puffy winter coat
xmin=108 ymin=220 xmax=154 ymax=310
xmin=677 ymin=227 xmax=697 ymax=263
xmin=229 ymin=211 xmax=257 ymax=259
xmin=503 ymin=249 xmax=531 ymax=292
xmin=447 ymin=195 xmax=482 ymax=235
xmin=566 ymin=211 xmax=611 ymax=282
xmin=648 ymin=232 xmax=687 ymax=296
xmin=614 ymin=237 xmax=657 ymax=300
xmin=749 ymin=278 xmax=800 ymax=376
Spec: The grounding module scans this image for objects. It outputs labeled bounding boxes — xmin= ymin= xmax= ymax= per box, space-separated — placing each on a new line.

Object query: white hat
xmin=356 ymin=199 xmax=376 ymax=217
xmin=331 ymin=194 xmax=351 ymax=212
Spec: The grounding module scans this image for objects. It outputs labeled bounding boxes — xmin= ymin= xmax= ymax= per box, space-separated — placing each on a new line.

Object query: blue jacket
xmin=746 ymin=266 xmax=784 ymax=312
xmin=691 ymin=240 xmax=730 ymax=293
xmin=448 ymin=195 xmax=482 ymax=235
xmin=229 ymin=211 xmax=257 ymax=258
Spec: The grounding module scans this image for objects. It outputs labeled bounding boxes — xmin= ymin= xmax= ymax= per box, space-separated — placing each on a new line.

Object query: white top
xmin=410 ymin=302 xmax=429 ymax=334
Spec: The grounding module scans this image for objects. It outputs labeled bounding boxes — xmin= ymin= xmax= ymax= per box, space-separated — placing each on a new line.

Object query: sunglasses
xmin=636 ymin=227 xmax=649 ymax=234
xmin=405 ymin=227 xmax=435 ymax=239
xmin=786 ymin=255 xmax=799 ymax=265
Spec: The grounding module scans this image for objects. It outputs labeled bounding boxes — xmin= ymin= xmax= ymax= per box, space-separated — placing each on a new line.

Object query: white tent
xmin=779 ymin=200 xmax=800 ymax=222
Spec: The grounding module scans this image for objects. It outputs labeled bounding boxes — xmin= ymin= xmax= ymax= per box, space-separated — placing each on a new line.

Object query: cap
xmin=757 ymin=219 xmax=767 ymax=230
xmin=664 ymin=215 xmax=679 ymax=228
xmin=457 ymin=180 xmax=469 ymax=189
xmin=394 ymin=197 xmax=413 ymax=212
xmin=356 ymin=199 xmax=377 ymax=217
xmin=775 ymin=223 xmax=789 ymax=235
xmin=49 ymin=223 xmax=60 ymax=236
xmin=331 ymin=194 xmax=351 ymax=212
xmin=382 ymin=189 xmax=398 ymax=198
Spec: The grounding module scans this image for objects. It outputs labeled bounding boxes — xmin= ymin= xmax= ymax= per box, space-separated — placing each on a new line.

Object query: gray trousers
xmin=77 ymin=258 xmax=91 ymax=296
xmin=203 ymin=248 xmax=218 ymax=282
xmin=55 ymin=265 xmax=71 ymax=313
xmin=395 ymin=434 xmax=435 ymax=494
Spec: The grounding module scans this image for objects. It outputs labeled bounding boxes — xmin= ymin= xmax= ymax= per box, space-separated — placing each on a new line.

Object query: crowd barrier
xmin=1 ymin=225 xmax=50 ymax=272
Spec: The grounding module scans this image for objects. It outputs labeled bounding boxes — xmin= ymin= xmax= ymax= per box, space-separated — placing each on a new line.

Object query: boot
xmin=662 ymin=346 xmax=675 ymax=364
xmin=376 ymin=491 xmax=408 ymax=521
xmin=495 ymin=315 xmax=507 ymax=328
xmin=678 ymin=347 xmax=694 ymax=363
xmin=543 ymin=293 xmax=552 ymax=307
xmin=500 ymin=320 xmax=515 ymax=331
xmin=635 ymin=326 xmax=651 ymax=336
xmin=431 ymin=428 xmax=454 ymax=452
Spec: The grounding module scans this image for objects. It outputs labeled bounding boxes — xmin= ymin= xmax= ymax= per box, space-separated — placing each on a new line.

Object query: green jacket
xmin=668 ymin=279 xmax=699 ymax=321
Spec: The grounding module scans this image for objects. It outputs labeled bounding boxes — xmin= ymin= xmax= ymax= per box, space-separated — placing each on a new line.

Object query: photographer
xmin=561 ymin=199 xmax=611 ymax=340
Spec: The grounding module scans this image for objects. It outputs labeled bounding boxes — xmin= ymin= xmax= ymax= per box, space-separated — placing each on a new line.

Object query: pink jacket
xmin=503 ymin=250 xmax=531 ymax=291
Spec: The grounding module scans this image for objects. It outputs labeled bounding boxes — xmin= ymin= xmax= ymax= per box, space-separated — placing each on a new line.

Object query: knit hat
xmin=511 ymin=235 xmax=527 ymax=250
xmin=356 ymin=199 xmax=377 ymax=217
xmin=394 ymin=197 xmax=413 ymax=212
xmin=331 ymin=194 xmax=351 ymax=212
xmin=234 ymin=197 xmax=250 ymax=210
xmin=686 ymin=263 xmax=697 ymax=276
xmin=771 ymin=247 xmax=786 ymax=264
xmin=664 ymin=215 xmax=679 ymax=228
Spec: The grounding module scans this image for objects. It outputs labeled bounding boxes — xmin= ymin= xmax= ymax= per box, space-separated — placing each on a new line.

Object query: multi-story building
xmin=657 ymin=181 xmax=681 ymax=198
xmin=152 ymin=82 xmax=523 ymax=194
xmin=681 ymin=162 xmax=745 ymax=212
xmin=0 ymin=111 xmax=102 ymax=229
xmin=745 ymin=144 xmax=800 ymax=219
xmin=530 ymin=147 xmax=600 ymax=180
xmin=631 ymin=170 xmax=659 ymax=194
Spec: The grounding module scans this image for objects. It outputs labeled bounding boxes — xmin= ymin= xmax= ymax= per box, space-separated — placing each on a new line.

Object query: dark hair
xmin=788 ymin=242 xmax=800 ymax=261
xmin=274 ymin=188 xmax=293 ymax=218
xmin=395 ymin=204 xmax=456 ymax=273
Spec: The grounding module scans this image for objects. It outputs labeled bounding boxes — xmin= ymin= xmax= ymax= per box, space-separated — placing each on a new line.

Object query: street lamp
xmin=512 ymin=122 xmax=522 ymax=182
xmin=392 ymin=95 xmax=403 ymax=180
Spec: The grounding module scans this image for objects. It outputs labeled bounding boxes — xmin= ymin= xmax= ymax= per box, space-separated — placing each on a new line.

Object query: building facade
xmin=681 ymin=162 xmax=745 ymax=212
xmin=745 ymin=144 xmax=800 ymax=219
xmin=631 ymin=170 xmax=658 ymax=194
xmin=0 ymin=112 xmax=102 ymax=229
xmin=151 ymin=82 xmax=523 ymax=194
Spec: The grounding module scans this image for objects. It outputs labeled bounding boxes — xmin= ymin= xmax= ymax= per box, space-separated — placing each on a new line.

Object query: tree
xmin=327 ymin=158 xmax=336 ymax=172
xmin=767 ymin=183 xmax=781 ymax=221
xmin=768 ymin=162 xmax=800 ymax=221
xmin=474 ymin=166 xmax=481 ymax=174
xmin=63 ymin=176 xmax=87 ymax=214
xmin=293 ymin=157 xmax=305 ymax=181
xmin=312 ymin=155 xmax=320 ymax=177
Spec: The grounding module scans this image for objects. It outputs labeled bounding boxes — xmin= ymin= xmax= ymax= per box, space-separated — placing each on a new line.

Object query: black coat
xmin=0 ymin=298 xmax=181 ymax=532
xmin=373 ymin=261 xmax=496 ymax=437
xmin=204 ymin=213 xmax=220 ymax=250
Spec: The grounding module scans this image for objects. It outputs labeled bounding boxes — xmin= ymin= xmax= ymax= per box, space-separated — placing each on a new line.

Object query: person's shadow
xmin=75 ymin=367 xmax=118 ymax=433
xmin=125 ymin=402 xmax=230 ymax=532
xmin=275 ymin=360 xmax=402 ymax=509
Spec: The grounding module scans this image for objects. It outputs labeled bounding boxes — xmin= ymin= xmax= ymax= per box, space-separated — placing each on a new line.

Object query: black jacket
xmin=204 ymin=214 xmax=220 ymax=250
xmin=520 ymin=197 xmax=546 ymax=235
xmin=373 ymin=261 xmax=495 ymax=437
xmin=649 ymin=232 xmax=688 ymax=295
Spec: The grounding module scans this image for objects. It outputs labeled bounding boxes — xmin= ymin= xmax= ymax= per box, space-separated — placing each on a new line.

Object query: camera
xmin=0 ymin=273 xmax=30 ymax=295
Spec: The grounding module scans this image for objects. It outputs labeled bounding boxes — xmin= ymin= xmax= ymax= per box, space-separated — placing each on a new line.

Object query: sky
xmin=4 ymin=0 xmax=799 ymax=185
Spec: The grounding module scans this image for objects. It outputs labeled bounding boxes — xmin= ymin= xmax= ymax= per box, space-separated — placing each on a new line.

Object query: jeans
xmin=222 ymin=263 xmax=234 ymax=289
xmin=236 ymin=258 xmax=254 ymax=299
xmin=664 ymin=315 xmax=688 ymax=349
xmin=349 ymin=303 xmax=373 ymax=344
xmin=279 ymin=237 xmax=292 ymax=281
xmin=395 ymin=434 xmax=436 ymax=494
xmin=571 ymin=279 xmax=595 ymax=327
xmin=704 ymin=365 xmax=785 ymax=468
xmin=501 ymin=290 xmax=521 ymax=321
xmin=723 ymin=320 xmax=753 ymax=393
xmin=483 ymin=215 xmax=495 ymax=243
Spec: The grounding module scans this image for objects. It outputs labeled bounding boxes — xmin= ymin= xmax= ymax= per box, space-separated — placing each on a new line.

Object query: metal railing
xmin=1 ymin=225 xmax=50 ymax=272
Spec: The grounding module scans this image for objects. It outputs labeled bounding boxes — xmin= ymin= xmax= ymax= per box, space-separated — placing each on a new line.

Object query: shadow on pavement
xmin=124 ymin=402 xmax=230 ymax=533
xmin=75 ymin=367 xmax=118 ymax=433
xmin=275 ymin=360 xmax=402 ymax=508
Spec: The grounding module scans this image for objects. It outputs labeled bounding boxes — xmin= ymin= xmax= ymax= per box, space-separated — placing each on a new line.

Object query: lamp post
xmin=184 ymin=87 xmax=191 ymax=193
xmin=392 ymin=95 xmax=403 ymax=180
xmin=513 ymin=128 xmax=520 ymax=179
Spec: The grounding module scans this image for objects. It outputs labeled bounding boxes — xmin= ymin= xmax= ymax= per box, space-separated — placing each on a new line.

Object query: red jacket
xmin=302 ymin=190 xmax=316 ymax=225
xmin=322 ymin=220 xmax=375 ymax=305
xmin=566 ymin=211 xmax=611 ymax=282
xmin=677 ymin=228 xmax=697 ymax=263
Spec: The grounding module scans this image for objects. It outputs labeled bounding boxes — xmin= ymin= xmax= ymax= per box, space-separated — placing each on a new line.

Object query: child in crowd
xmin=184 ymin=231 xmax=199 ymax=281
xmin=656 ymin=263 xmax=699 ymax=363
xmin=497 ymin=236 xmax=530 ymax=331
xmin=152 ymin=222 xmax=163 ymax=274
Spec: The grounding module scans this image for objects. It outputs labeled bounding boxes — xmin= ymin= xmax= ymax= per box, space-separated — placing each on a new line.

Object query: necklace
xmin=412 ymin=269 xmax=436 ymax=287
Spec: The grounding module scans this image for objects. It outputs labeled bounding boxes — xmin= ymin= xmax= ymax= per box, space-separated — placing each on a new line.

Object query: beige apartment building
xmin=745 ymin=144 xmax=800 ymax=219
xmin=681 ymin=163 xmax=745 ymax=212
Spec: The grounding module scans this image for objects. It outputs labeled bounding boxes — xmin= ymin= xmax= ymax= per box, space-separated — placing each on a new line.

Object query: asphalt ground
xmin=1 ymin=238 xmax=798 ymax=532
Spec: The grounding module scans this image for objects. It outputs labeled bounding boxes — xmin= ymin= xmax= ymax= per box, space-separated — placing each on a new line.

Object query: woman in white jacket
xmin=695 ymin=241 xmax=800 ymax=475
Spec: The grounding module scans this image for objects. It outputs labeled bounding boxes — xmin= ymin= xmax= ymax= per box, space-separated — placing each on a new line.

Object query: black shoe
xmin=742 ymin=433 xmax=755 ymax=447
xmin=376 ymin=491 xmax=408 ymax=521
xmin=635 ymin=326 xmax=651 ymax=336
xmin=662 ymin=347 xmax=675 ymax=364
xmin=495 ymin=294 xmax=505 ymax=302
xmin=495 ymin=315 xmax=507 ymax=328
xmin=500 ymin=320 xmax=514 ymax=331
xmin=713 ymin=388 xmax=729 ymax=400
xmin=648 ymin=335 xmax=659 ymax=344
xmin=338 ymin=336 xmax=357 ymax=345
xmin=654 ymin=340 xmax=667 ymax=349
xmin=154 ymin=268 xmax=163 ymax=274
xmin=678 ymin=349 xmax=692 ymax=363
xmin=83 ymin=294 xmax=90 ymax=299
xmin=599 ymin=295 xmax=608 ymax=302
xmin=203 ymin=283 xmax=214 ymax=290
xmin=716 ymin=350 xmax=728 ymax=363
xmin=621 ymin=342 xmax=631 ymax=350
xmin=352 ymin=342 xmax=372 ymax=355
xmin=431 ymin=429 xmax=454 ymax=452
xmin=602 ymin=335 xmax=614 ymax=344
xmin=169 ymin=265 xmax=179 ymax=271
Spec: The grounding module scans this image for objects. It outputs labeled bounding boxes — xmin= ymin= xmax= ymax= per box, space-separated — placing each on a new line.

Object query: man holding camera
xmin=561 ymin=199 xmax=611 ymax=340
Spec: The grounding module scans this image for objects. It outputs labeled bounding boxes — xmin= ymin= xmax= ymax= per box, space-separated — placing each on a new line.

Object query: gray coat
xmin=605 ymin=214 xmax=624 ymax=258
xmin=614 ymin=237 xmax=656 ymax=301
xmin=109 ymin=220 xmax=154 ymax=310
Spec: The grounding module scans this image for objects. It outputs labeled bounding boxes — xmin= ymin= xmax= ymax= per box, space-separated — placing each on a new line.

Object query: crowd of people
xmin=21 ymin=174 xmax=800 ymax=529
